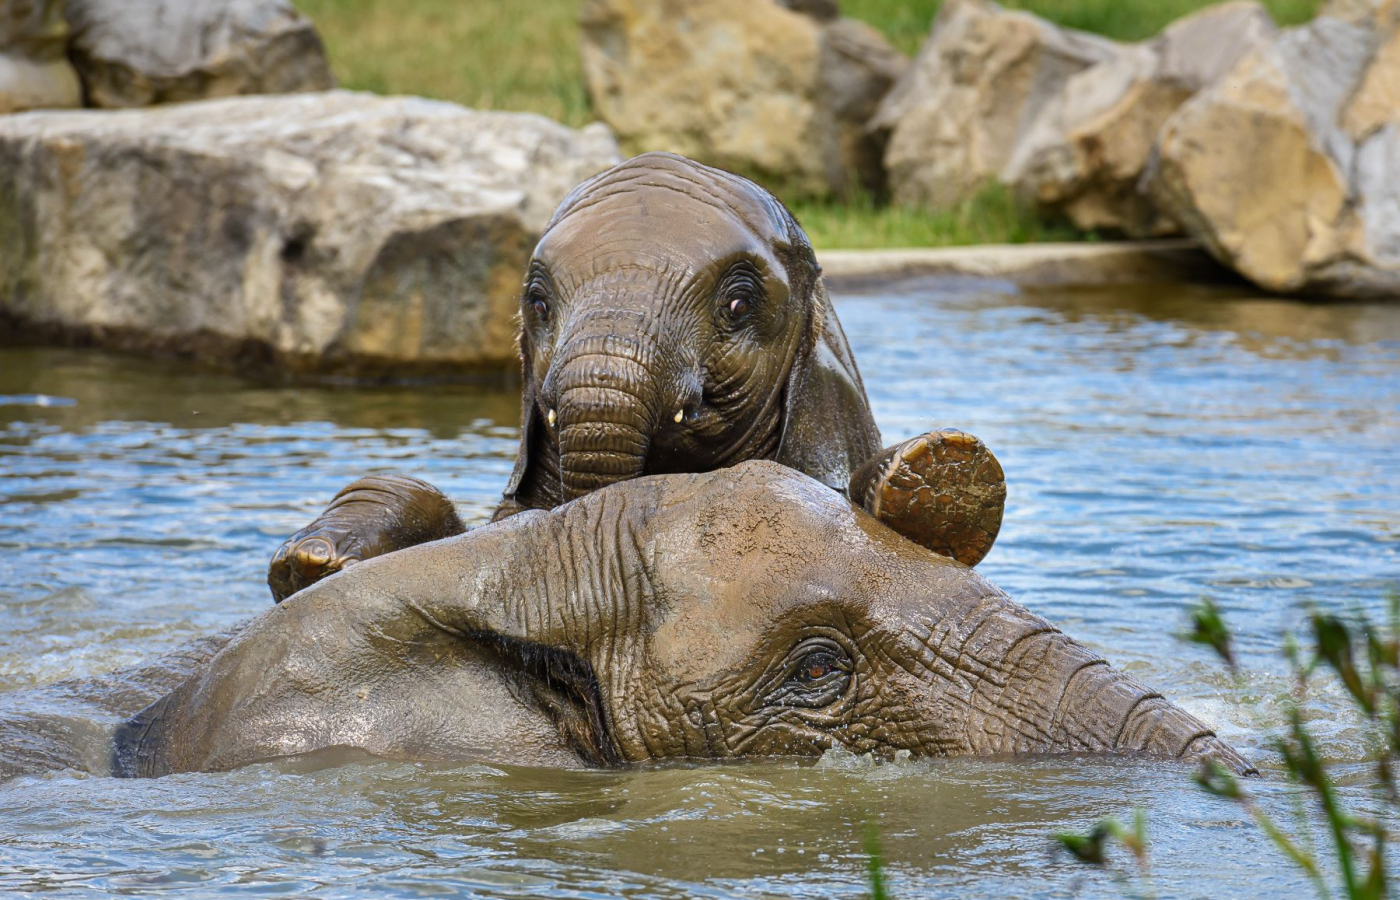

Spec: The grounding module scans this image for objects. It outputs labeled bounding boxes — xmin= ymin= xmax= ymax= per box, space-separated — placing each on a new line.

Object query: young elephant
xmin=112 ymin=462 xmax=1252 ymax=778
xmin=268 ymin=153 xmax=1005 ymax=602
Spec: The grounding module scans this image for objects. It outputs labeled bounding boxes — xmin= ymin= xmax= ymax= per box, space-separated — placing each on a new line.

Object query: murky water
xmin=1 ymin=280 xmax=1397 ymax=898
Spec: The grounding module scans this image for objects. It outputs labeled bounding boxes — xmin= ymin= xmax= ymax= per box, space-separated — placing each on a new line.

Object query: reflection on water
xmin=1 ymin=281 xmax=1397 ymax=898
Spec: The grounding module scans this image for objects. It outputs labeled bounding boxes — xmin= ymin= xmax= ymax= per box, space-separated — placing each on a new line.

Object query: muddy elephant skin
xmin=110 ymin=462 xmax=1252 ymax=778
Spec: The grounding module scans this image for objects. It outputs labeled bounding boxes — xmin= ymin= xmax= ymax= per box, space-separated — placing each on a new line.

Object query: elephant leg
xmin=268 ymin=475 xmax=465 ymax=603
xmin=848 ymin=430 xmax=1005 ymax=567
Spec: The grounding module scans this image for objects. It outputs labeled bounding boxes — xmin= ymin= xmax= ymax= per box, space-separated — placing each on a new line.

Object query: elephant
xmin=66 ymin=462 xmax=1250 ymax=779
xmin=267 ymin=152 xmax=1006 ymax=603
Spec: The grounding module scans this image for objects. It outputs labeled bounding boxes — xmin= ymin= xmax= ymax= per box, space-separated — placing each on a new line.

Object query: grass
xmin=293 ymin=0 xmax=591 ymax=127
xmin=293 ymin=0 xmax=1323 ymax=249
xmin=846 ymin=0 xmax=1323 ymax=55
xmin=790 ymin=182 xmax=1086 ymax=249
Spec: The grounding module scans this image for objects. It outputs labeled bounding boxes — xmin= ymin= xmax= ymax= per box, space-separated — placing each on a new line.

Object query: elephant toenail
xmin=294 ymin=537 xmax=335 ymax=573
xmin=547 ymin=408 xmax=557 ymax=427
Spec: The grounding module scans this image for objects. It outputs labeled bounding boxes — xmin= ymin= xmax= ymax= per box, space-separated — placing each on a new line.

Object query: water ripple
xmin=1 ymin=282 xmax=1398 ymax=898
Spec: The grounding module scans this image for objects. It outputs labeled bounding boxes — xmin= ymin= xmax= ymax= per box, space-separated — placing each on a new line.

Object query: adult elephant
xmin=99 ymin=463 xmax=1251 ymax=778
xmin=267 ymin=153 xmax=1005 ymax=602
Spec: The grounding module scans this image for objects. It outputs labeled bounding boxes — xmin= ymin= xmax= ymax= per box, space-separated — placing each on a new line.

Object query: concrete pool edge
xmin=818 ymin=240 xmax=1233 ymax=291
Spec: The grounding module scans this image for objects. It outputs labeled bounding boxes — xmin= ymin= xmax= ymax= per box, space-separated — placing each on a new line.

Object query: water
xmin=1 ymin=280 xmax=1397 ymax=898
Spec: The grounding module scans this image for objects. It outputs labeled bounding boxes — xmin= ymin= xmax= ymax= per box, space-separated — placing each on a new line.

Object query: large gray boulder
xmin=0 ymin=91 xmax=621 ymax=375
xmin=1 ymin=0 xmax=81 ymax=113
xmin=1152 ymin=10 xmax=1400 ymax=297
xmin=1005 ymin=1 xmax=1277 ymax=236
xmin=870 ymin=0 xmax=1118 ymax=210
xmin=579 ymin=0 xmax=906 ymax=198
xmin=63 ymin=0 xmax=335 ymax=108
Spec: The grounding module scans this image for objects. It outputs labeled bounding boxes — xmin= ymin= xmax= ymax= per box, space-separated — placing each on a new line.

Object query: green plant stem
xmin=1241 ymin=795 xmax=1333 ymax=900
xmin=863 ymin=825 xmax=891 ymax=900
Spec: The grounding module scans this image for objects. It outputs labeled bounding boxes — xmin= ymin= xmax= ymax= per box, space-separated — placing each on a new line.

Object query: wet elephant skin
xmin=107 ymin=462 xmax=1253 ymax=779
xmin=268 ymin=152 xmax=1005 ymax=602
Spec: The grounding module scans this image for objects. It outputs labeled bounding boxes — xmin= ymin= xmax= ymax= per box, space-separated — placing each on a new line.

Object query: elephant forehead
xmin=549 ymin=152 xmax=793 ymax=241
xmin=639 ymin=470 xmax=910 ymax=678
xmin=538 ymin=190 xmax=779 ymax=274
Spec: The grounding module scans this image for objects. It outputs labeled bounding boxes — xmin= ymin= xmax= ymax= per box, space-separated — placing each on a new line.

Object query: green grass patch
xmin=294 ymin=0 xmax=591 ymax=127
xmin=848 ymin=0 xmax=1323 ymax=54
xmin=790 ymin=182 xmax=1086 ymax=250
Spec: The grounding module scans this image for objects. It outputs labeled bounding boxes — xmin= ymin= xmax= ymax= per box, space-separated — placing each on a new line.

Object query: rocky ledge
xmin=1154 ymin=1 xmax=1400 ymax=297
xmin=0 ymin=91 xmax=620 ymax=376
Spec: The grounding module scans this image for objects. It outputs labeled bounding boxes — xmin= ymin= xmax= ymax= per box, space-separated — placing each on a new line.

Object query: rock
xmin=1 ymin=0 xmax=82 ymax=113
xmin=579 ymin=0 xmax=905 ymax=198
xmin=0 ymin=91 xmax=622 ymax=375
xmin=776 ymin=0 xmax=839 ymax=21
xmin=1005 ymin=2 xmax=1277 ymax=236
xmin=1153 ymin=13 xmax=1400 ymax=296
xmin=870 ymin=0 xmax=1119 ymax=210
xmin=63 ymin=0 xmax=335 ymax=109
xmin=817 ymin=239 xmax=1225 ymax=289
xmin=820 ymin=17 xmax=909 ymax=194
xmin=1322 ymin=0 xmax=1400 ymax=24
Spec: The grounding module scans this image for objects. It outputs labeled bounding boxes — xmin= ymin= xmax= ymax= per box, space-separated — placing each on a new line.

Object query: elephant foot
xmin=268 ymin=475 xmax=465 ymax=603
xmin=849 ymin=430 xmax=1006 ymax=567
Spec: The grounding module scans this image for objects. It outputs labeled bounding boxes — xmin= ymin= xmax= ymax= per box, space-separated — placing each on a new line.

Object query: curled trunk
xmin=546 ymin=326 xmax=663 ymax=502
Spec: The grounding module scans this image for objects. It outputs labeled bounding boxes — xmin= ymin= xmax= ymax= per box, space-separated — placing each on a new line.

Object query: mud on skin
xmin=269 ymin=153 xmax=1006 ymax=602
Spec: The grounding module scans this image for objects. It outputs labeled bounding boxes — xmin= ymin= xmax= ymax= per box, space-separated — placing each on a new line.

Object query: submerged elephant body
xmin=102 ymin=463 xmax=1251 ymax=779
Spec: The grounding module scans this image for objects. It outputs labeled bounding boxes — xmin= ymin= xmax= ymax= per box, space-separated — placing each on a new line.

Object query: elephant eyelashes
xmin=717 ymin=264 xmax=763 ymax=322
xmin=524 ymin=275 xmax=552 ymax=322
xmin=764 ymin=638 xmax=853 ymax=709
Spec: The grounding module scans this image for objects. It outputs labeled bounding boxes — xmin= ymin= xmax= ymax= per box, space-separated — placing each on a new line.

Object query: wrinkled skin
xmin=93 ymin=462 xmax=1252 ymax=779
xmin=268 ymin=153 xmax=1006 ymax=602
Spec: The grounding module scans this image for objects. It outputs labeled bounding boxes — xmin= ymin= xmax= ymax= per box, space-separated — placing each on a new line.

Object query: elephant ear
xmin=775 ymin=248 xmax=883 ymax=494
xmin=500 ymin=322 xmax=545 ymax=514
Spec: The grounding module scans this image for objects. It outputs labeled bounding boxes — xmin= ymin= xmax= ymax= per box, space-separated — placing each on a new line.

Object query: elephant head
xmin=116 ymin=462 xmax=1252 ymax=777
xmin=503 ymin=152 xmax=881 ymax=511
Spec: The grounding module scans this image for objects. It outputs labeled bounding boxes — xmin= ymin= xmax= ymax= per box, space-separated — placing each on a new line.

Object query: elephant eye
xmin=525 ymin=286 xmax=550 ymax=321
xmin=765 ymin=638 xmax=853 ymax=709
xmin=717 ymin=263 xmax=763 ymax=323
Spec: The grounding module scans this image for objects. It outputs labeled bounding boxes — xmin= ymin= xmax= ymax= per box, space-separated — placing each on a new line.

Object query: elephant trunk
xmin=545 ymin=324 xmax=668 ymax=503
xmin=973 ymin=624 xmax=1255 ymax=772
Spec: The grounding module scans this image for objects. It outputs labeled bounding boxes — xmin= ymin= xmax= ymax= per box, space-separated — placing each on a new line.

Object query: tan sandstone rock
xmin=869 ymin=0 xmax=1118 ymax=210
xmin=0 ymin=91 xmax=621 ymax=375
xmin=1 ymin=0 xmax=81 ymax=113
xmin=1006 ymin=2 xmax=1277 ymax=236
xmin=63 ymin=0 xmax=335 ymax=108
xmin=579 ymin=0 xmax=905 ymax=197
xmin=1322 ymin=0 xmax=1400 ymax=24
xmin=1154 ymin=13 xmax=1400 ymax=297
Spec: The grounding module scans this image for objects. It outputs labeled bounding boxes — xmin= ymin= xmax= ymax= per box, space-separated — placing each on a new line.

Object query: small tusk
xmin=547 ymin=408 xmax=556 ymax=427
xmin=673 ymin=409 xmax=684 ymax=424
